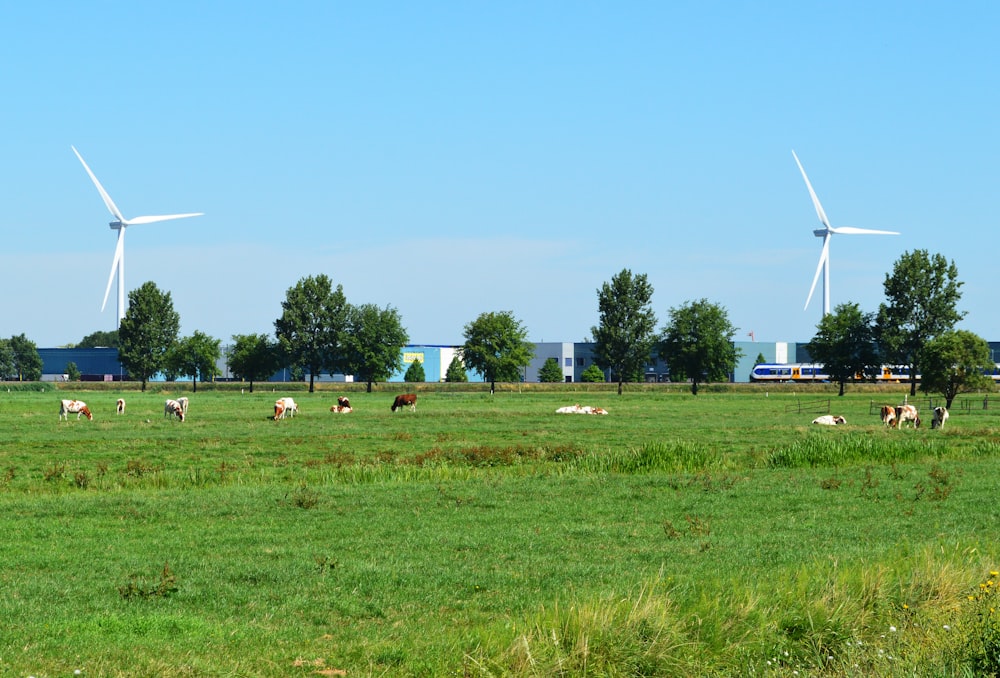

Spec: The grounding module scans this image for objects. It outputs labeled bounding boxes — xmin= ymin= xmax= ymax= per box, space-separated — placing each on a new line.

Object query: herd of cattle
xmin=812 ymin=404 xmax=950 ymax=429
xmin=57 ymin=393 xmax=419 ymax=423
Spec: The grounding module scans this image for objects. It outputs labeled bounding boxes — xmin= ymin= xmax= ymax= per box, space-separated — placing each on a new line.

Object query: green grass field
xmin=2 ymin=383 xmax=1000 ymax=676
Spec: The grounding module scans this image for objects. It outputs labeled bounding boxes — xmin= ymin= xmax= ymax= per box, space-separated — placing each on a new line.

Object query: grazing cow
xmin=556 ymin=404 xmax=609 ymax=415
xmin=880 ymin=405 xmax=896 ymax=427
xmin=895 ymin=404 xmax=920 ymax=428
xmin=931 ymin=406 xmax=949 ymax=430
xmin=59 ymin=399 xmax=93 ymax=421
xmin=116 ymin=398 xmax=126 ymax=415
xmin=164 ymin=399 xmax=185 ymax=422
xmin=812 ymin=415 xmax=847 ymax=425
xmin=391 ymin=393 xmax=417 ymax=412
xmin=177 ymin=397 xmax=189 ymax=415
xmin=274 ymin=397 xmax=298 ymax=420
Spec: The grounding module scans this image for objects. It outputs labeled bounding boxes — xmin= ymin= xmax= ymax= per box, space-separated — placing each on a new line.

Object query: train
xmin=749 ymin=362 xmax=1000 ymax=383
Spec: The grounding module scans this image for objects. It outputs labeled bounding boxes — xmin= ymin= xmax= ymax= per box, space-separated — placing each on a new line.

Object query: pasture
xmin=2 ymin=384 xmax=1000 ymax=676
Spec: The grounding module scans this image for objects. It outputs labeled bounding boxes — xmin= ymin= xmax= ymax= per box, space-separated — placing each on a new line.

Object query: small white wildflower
xmin=784 ymin=650 xmax=790 ymax=657
xmin=766 ymin=660 xmax=772 ymax=666
xmin=793 ymin=671 xmax=799 ymax=676
xmin=943 ymin=624 xmax=951 ymax=631
xmin=827 ymin=655 xmax=834 ymax=661
xmin=889 ymin=625 xmax=897 ymax=633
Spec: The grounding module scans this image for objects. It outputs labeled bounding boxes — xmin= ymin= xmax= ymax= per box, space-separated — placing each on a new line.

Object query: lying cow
xmin=330 ymin=403 xmax=353 ymax=413
xmin=59 ymin=399 xmax=93 ymax=421
xmin=931 ymin=406 xmax=949 ymax=430
xmin=116 ymin=398 xmax=126 ymax=415
xmin=274 ymin=397 xmax=298 ymax=420
xmin=880 ymin=405 xmax=896 ymax=427
xmin=391 ymin=393 xmax=417 ymax=412
xmin=895 ymin=404 xmax=920 ymax=428
xmin=812 ymin=415 xmax=846 ymax=425
xmin=164 ymin=399 xmax=185 ymax=422
xmin=556 ymin=404 xmax=610 ymax=415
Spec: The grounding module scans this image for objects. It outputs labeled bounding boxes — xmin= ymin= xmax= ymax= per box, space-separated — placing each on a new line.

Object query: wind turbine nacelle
xmin=109 ymin=221 xmax=124 ymax=231
xmin=812 ymin=229 xmax=827 ymax=238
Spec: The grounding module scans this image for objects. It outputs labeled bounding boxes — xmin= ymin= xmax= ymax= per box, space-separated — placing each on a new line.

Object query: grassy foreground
xmin=2 ymin=384 xmax=1000 ymax=676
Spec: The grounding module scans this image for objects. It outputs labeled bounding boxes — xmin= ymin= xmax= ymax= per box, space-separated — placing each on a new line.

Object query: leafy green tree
xmin=168 ymin=331 xmax=221 ymax=392
xmin=344 ymin=303 xmax=409 ymax=392
xmin=227 ymin=334 xmax=282 ymax=393
xmin=919 ymin=330 xmax=995 ymax=409
xmin=591 ymin=269 xmax=657 ymax=395
xmin=754 ymin=353 xmax=766 ymax=366
xmin=876 ymin=250 xmax=965 ymax=396
xmin=274 ymin=274 xmax=350 ymax=393
xmin=538 ymin=357 xmax=564 ymax=383
xmin=460 ymin=311 xmax=534 ymax=394
xmin=8 ymin=334 xmax=43 ymax=381
xmin=404 ymin=359 xmax=426 ymax=383
xmin=65 ymin=362 xmax=81 ymax=381
xmin=580 ymin=363 xmax=606 ymax=383
xmin=77 ymin=330 xmax=119 ymax=348
xmin=445 ymin=356 xmax=468 ymax=382
xmin=805 ymin=302 xmax=880 ymax=396
xmin=118 ymin=282 xmax=181 ymax=391
xmin=658 ymin=299 xmax=742 ymax=396
xmin=0 ymin=339 xmax=15 ymax=380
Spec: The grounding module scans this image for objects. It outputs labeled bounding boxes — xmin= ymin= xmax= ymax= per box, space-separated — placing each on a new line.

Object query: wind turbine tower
xmin=792 ymin=150 xmax=899 ymax=318
xmin=72 ymin=146 xmax=203 ymax=326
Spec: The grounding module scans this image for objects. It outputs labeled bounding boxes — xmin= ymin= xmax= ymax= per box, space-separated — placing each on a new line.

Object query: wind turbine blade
xmin=101 ymin=229 xmax=125 ymax=312
xmin=72 ymin=146 xmax=126 ymax=223
xmin=792 ymin=150 xmax=831 ymax=230
xmin=804 ymin=236 xmax=830 ymax=311
xmin=125 ymin=212 xmax=204 ymax=226
xmin=829 ymin=226 xmax=900 ymax=236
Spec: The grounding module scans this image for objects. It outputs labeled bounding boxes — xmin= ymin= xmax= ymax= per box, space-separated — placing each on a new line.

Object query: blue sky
xmin=3 ymin=2 xmax=998 ymax=349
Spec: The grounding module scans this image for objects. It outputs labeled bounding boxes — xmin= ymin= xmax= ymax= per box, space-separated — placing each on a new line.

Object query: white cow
xmin=895 ymin=404 xmax=920 ymax=429
xmin=931 ymin=406 xmax=949 ymax=429
xmin=555 ymin=404 xmax=609 ymax=415
xmin=812 ymin=415 xmax=846 ymax=425
xmin=274 ymin=397 xmax=298 ymax=420
xmin=164 ymin=399 xmax=185 ymax=422
xmin=116 ymin=398 xmax=126 ymax=415
xmin=59 ymin=399 xmax=93 ymax=421
xmin=177 ymin=397 xmax=189 ymax=415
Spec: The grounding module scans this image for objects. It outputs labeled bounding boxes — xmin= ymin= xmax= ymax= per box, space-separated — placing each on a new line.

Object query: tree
xmin=274 ymin=274 xmax=349 ymax=393
xmin=118 ymin=282 xmax=181 ymax=391
xmin=77 ymin=330 xmax=119 ymax=348
xmin=580 ymin=363 xmax=606 ymax=383
xmin=805 ymin=302 xmax=880 ymax=396
xmin=8 ymin=334 xmax=43 ymax=381
xmin=754 ymin=353 xmax=766 ymax=366
xmin=227 ymin=334 xmax=282 ymax=393
xmin=658 ymin=299 xmax=742 ymax=396
xmin=65 ymin=362 xmax=81 ymax=381
xmin=877 ymin=250 xmax=965 ymax=396
xmin=591 ymin=269 xmax=657 ymax=395
xmin=919 ymin=330 xmax=995 ymax=409
xmin=538 ymin=357 xmax=564 ymax=383
xmin=460 ymin=311 xmax=534 ymax=394
xmin=0 ymin=339 xmax=15 ymax=380
xmin=168 ymin=331 xmax=222 ymax=392
xmin=445 ymin=356 xmax=468 ymax=382
xmin=404 ymin=359 xmax=426 ymax=383
xmin=343 ymin=303 xmax=409 ymax=392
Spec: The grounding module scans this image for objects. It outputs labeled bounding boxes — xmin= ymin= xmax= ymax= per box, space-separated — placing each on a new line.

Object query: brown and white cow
xmin=164 ymin=399 xmax=185 ymax=422
xmin=59 ymin=399 xmax=93 ymax=421
xmin=880 ymin=405 xmax=896 ymax=427
xmin=330 ymin=396 xmax=352 ymax=413
xmin=274 ymin=397 xmax=298 ymax=420
xmin=116 ymin=398 xmax=126 ymax=415
xmin=894 ymin=404 xmax=920 ymax=428
xmin=177 ymin=397 xmax=189 ymax=415
xmin=931 ymin=406 xmax=949 ymax=430
xmin=391 ymin=393 xmax=417 ymax=412
xmin=812 ymin=415 xmax=847 ymax=425
xmin=556 ymin=404 xmax=609 ymax=415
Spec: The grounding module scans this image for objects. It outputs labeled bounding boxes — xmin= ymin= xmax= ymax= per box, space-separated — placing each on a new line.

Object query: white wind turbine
xmin=72 ymin=146 xmax=203 ymax=325
xmin=792 ymin=150 xmax=899 ymax=318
